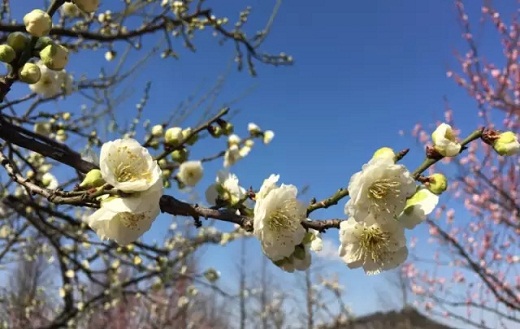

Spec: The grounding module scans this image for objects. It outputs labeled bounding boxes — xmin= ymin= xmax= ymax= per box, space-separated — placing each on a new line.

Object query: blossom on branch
xmin=345 ymin=155 xmax=416 ymax=224
xmin=431 ymin=123 xmax=461 ymax=157
xmin=23 ymin=9 xmax=52 ymax=37
xmin=338 ymin=217 xmax=407 ymax=275
xmin=205 ymin=171 xmax=246 ymax=206
xmin=177 ymin=160 xmax=203 ymax=187
xmin=86 ymin=180 xmax=163 ymax=245
xmin=99 ymin=138 xmax=162 ymax=193
xmin=492 ymin=131 xmax=520 ymax=156
xmin=29 ymin=62 xmax=73 ymax=97
xmin=254 ymin=178 xmax=306 ymax=261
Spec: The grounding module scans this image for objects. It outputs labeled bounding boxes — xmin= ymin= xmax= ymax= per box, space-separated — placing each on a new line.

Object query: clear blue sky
xmin=7 ymin=0 xmax=516 ymax=326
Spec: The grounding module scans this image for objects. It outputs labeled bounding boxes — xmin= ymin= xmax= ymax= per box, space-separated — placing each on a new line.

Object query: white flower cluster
xmin=86 ymin=139 xmax=163 ymax=245
xmin=252 ymin=174 xmax=322 ymax=272
xmin=338 ymin=148 xmax=439 ymax=275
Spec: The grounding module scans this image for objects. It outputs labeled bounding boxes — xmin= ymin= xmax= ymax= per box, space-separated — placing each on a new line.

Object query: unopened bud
xmin=79 ymin=169 xmax=105 ymax=188
xmin=372 ymin=147 xmax=395 ymax=161
xmin=425 ymin=173 xmax=448 ymax=195
xmin=0 ymin=45 xmax=16 ymax=63
xmin=18 ymin=63 xmax=41 ymax=84
xmin=493 ymin=131 xmax=520 ymax=156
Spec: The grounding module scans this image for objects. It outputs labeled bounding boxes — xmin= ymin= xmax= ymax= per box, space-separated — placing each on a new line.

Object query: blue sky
xmin=6 ymin=0 xmax=517 ymax=326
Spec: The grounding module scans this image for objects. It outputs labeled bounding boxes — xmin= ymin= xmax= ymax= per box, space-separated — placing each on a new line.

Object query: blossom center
xmin=368 ymin=178 xmax=400 ymax=199
xmin=115 ymin=162 xmax=151 ymax=183
xmin=359 ymin=227 xmax=390 ymax=262
xmin=267 ymin=199 xmax=301 ymax=232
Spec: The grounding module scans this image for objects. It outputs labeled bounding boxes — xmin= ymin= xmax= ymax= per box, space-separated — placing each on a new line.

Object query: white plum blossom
xmin=398 ymin=187 xmax=439 ymax=229
xmin=255 ymin=174 xmax=279 ymax=200
xmin=431 ymin=123 xmax=461 ymax=157
xmin=86 ymin=180 xmax=163 ymax=245
xmin=254 ymin=182 xmax=306 ymax=261
xmin=177 ymin=160 xmax=203 ymax=187
xmin=345 ymin=156 xmax=416 ymax=224
xmin=224 ymin=144 xmax=241 ymax=167
xmin=205 ymin=171 xmax=246 ymax=205
xmin=309 ymin=229 xmax=323 ymax=252
xmin=99 ymin=138 xmax=161 ymax=192
xmin=29 ymin=63 xmax=73 ymax=97
xmin=338 ymin=217 xmax=407 ymax=275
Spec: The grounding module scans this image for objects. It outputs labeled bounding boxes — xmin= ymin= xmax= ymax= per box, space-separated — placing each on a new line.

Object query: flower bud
xmin=431 ymin=123 xmax=461 ymax=157
xmin=164 ymin=127 xmax=183 ymax=145
xmin=222 ymin=122 xmax=234 ymax=135
xmin=492 ymin=131 xmax=520 ymax=156
xmin=425 ymin=173 xmax=448 ymax=195
xmin=79 ymin=169 xmax=105 ymax=188
xmin=151 ymin=125 xmax=164 ymax=137
xmin=182 ymin=128 xmax=198 ymax=145
xmin=34 ymin=36 xmax=54 ymax=51
xmin=203 ymin=268 xmax=220 ymax=282
xmin=208 ymin=125 xmax=223 ymax=138
xmin=18 ymin=63 xmax=41 ymax=84
xmin=228 ymin=134 xmax=241 ymax=146
xmin=61 ymin=3 xmax=80 ymax=17
xmin=247 ymin=122 xmax=261 ymax=136
xmin=40 ymin=44 xmax=69 ymax=70
xmin=0 ymin=45 xmax=16 ymax=63
xmin=73 ymin=0 xmax=100 ymax=13
xmin=7 ymin=32 xmax=30 ymax=53
xmin=372 ymin=147 xmax=395 ymax=161
xmin=56 ymin=129 xmax=67 ymax=142
xmin=23 ymin=9 xmax=52 ymax=37
xmin=263 ymin=130 xmax=275 ymax=144
xmin=171 ymin=148 xmax=189 ymax=163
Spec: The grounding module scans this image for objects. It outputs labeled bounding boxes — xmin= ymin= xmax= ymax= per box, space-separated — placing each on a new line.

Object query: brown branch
xmin=0 ymin=116 xmax=97 ymax=174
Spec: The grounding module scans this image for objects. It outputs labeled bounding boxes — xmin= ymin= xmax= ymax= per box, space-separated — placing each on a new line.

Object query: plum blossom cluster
xmin=338 ymin=148 xmax=439 ymax=274
xmin=83 ymin=139 xmax=163 ymax=245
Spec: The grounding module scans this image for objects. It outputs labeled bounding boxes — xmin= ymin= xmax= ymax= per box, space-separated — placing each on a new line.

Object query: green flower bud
xmin=493 ymin=131 xmax=520 ymax=156
xmin=151 ymin=125 xmax=164 ymax=137
xmin=426 ymin=173 xmax=448 ymax=195
xmin=208 ymin=125 xmax=223 ymax=138
xmin=164 ymin=127 xmax=183 ymax=145
xmin=7 ymin=32 xmax=30 ymax=53
xmin=34 ymin=36 xmax=54 ymax=51
xmin=372 ymin=147 xmax=395 ymax=161
xmin=223 ymin=122 xmax=234 ymax=135
xmin=79 ymin=169 xmax=105 ymax=188
xmin=0 ymin=45 xmax=16 ymax=63
xmin=40 ymin=44 xmax=69 ymax=70
xmin=171 ymin=148 xmax=189 ymax=163
xmin=18 ymin=63 xmax=41 ymax=84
